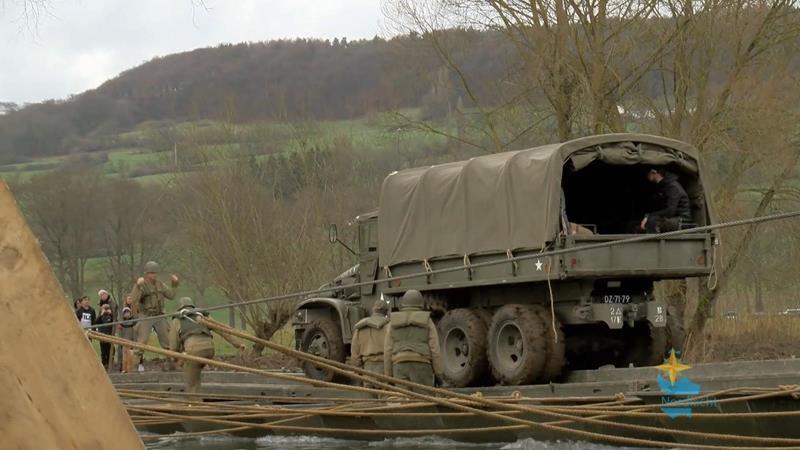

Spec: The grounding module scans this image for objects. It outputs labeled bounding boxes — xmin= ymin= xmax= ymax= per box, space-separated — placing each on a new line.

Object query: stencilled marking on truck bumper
xmin=587 ymin=301 xmax=665 ymax=329
xmin=647 ymin=302 xmax=667 ymax=327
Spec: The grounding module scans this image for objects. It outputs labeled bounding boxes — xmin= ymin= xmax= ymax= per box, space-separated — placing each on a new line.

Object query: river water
xmin=144 ymin=435 xmax=647 ymax=450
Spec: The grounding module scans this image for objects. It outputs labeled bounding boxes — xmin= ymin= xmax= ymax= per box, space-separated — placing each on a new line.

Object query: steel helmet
xmin=400 ymin=290 xmax=424 ymax=309
xmin=176 ymin=297 xmax=195 ymax=311
xmin=372 ymin=298 xmax=389 ymax=315
xmin=144 ymin=261 xmax=160 ymax=273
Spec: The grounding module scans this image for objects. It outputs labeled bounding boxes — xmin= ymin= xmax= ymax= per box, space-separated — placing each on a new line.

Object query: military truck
xmin=293 ymin=133 xmax=715 ymax=387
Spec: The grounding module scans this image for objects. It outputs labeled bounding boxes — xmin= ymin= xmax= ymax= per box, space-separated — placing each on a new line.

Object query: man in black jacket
xmin=75 ymin=296 xmax=96 ymax=329
xmin=96 ymin=304 xmax=115 ymax=370
xmin=639 ymin=167 xmax=692 ymax=233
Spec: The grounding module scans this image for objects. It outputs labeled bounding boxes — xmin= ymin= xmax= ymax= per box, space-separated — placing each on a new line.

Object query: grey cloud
xmin=0 ymin=0 xmax=382 ymax=103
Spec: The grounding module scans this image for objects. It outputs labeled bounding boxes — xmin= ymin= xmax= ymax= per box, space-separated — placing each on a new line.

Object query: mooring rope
xmin=116 ymin=387 xmax=630 ymax=405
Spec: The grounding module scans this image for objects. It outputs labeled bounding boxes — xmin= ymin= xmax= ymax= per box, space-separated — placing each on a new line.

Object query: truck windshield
xmin=359 ymin=220 xmax=378 ymax=253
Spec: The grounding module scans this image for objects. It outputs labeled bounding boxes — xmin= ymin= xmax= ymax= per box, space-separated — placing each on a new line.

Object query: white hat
xmin=98 ymin=289 xmax=109 ymax=297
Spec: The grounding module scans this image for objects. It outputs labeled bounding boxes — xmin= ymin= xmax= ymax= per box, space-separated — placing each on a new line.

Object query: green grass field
xmin=0 ymin=114 xmax=451 ymax=186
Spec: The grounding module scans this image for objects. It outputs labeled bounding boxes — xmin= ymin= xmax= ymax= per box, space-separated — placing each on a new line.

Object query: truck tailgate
xmin=562 ymin=233 xmax=712 ymax=278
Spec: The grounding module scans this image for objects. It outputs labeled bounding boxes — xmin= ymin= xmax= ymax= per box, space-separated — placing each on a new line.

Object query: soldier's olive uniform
xmin=169 ymin=305 xmax=244 ymax=393
xmin=131 ymin=278 xmax=177 ymax=363
xmin=383 ymin=308 xmax=443 ymax=388
xmin=351 ymin=315 xmax=389 ymax=376
xmin=169 ymin=297 xmax=244 ymax=392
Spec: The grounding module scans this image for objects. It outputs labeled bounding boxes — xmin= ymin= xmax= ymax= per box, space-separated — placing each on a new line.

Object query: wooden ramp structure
xmin=100 ymin=317 xmax=800 ymax=448
xmin=0 ymin=181 xmax=143 ymax=450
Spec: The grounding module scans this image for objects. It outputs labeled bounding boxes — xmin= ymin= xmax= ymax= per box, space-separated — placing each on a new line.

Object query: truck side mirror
xmin=328 ymin=223 xmax=356 ymax=255
xmin=328 ymin=224 xmax=338 ymax=244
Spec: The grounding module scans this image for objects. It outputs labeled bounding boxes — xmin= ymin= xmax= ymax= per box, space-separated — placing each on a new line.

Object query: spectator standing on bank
xmin=96 ymin=304 xmax=115 ymax=370
xmin=118 ymin=306 xmax=137 ymax=373
xmin=75 ymin=296 xmax=96 ymax=329
xmin=98 ymin=289 xmax=119 ymax=322
xmin=99 ymin=289 xmax=121 ymax=370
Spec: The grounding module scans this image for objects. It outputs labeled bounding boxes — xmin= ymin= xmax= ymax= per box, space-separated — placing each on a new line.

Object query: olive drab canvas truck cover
xmin=378 ymin=133 xmax=704 ymax=269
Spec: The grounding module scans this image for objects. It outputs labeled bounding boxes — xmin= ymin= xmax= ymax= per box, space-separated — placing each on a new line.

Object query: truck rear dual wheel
xmin=300 ymin=319 xmax=346 ymax=382
xmin=438 ymin=309 xmax=490 ymax=387
xmin=528 ymin=305 xmax=566 ymax=382
xmin=487 ymin=304 xmax=550 ymax=385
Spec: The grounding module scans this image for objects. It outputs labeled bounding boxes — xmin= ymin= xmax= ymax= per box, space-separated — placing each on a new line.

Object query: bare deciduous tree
xmin=384 ymin=0 xmax=800 ymax=354
xmin=15 ymin=168 xmax=102 ymax=299
xmin=100 ymin=179 xmax=167 ymax=302
xmin=175 ymin=160 xmax=331 ymax=348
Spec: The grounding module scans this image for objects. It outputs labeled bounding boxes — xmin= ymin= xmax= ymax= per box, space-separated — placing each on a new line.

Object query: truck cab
xmin=291 ymin=212 xmax=380 ymax=381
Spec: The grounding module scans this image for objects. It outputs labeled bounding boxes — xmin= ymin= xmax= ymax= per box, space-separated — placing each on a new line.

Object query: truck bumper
xmin=583 ymin=301 xmax=667 ymax=329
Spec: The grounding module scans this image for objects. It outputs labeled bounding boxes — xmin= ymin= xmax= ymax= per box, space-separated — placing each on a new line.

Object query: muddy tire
xmin=529 ymin=305 xmax=566 ymax=382
xmin=425 ymin=294 xmax=449 ymax=321
xmin=474 ymin=308 xmax=497 ymax=384
xmin=300 ymin=319 xmax=346 ymax=382
xmin=438 ymin=309 xmax=490 ymax=387
xmin=487 ymin=304 xmax=547 ymax=385
xmin=475 ymin=308 xmax=493 ymax=328
xmin=624 ymin=322 xmax=667 ymax=367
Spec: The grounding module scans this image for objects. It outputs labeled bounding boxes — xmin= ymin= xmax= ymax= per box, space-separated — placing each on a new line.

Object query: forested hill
xmin=0 ymin=31 xmax=506 ymax=163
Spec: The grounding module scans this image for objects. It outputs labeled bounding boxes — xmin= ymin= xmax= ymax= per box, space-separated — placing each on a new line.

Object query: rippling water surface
xmin=144 ymin=435 xmax=647 ymax=450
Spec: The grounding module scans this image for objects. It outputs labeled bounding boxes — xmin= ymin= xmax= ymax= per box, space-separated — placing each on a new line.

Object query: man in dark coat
xmin=75 ymin=296 xmax=96 ymax=329
xmin=96 ymin=304 xmax=115 ymax=369
xmin=639 ymin=167 xmax=692 ymax=233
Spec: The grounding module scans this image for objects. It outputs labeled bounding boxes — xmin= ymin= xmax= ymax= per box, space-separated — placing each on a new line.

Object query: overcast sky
xmin=0 ymin=0 xmax=384 ymax=104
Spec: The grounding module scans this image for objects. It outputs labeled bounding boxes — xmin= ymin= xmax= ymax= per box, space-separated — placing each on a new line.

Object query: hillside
xmin=0 ymin=30 xmax=508 ymax=164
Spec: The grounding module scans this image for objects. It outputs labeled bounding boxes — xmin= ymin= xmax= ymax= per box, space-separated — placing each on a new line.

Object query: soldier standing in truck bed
xmin=383 ymin=290 xmax=443 ymax=388
xmin=169 ymin=297 xmax=246 ymax=393
xmin=130 ymin=260 xmax=179 ymax=372
xmin=350 ymin=297 xmax=390 ymax=380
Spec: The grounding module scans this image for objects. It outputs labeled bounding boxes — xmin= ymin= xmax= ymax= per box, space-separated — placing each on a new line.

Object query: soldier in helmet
xmin=383 ymin=290 xmax=443 ymax=388
xmin=169 ymin=297 xmax=246 ymax=393
xmin=130 ymin=260 xmax=179 ymax=372
xmin=350 ymin=296 xmax=390 ymax=380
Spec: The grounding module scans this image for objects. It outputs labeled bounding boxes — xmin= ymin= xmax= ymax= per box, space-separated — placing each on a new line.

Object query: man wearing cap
xmin=639 ymin=167 xmax=692 ymax=233
xmin=350 ymin=297 xmax=390 ymax=380
xmin=169 ymin=297 xmax=246 ymax=393
xmin=130 ymin=260 xmax=179 ymax=372
xmin=383 ymin=290 xmax=443 ymax=388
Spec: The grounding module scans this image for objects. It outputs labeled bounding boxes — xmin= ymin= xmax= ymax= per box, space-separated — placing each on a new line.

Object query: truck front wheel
xmin=488 ymin=304 xmax=547 ymax=385
xmin=300 ymin=319 xmax=346 ymax=382
xmin=438 ymin=309 xmax=489 ymax=387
